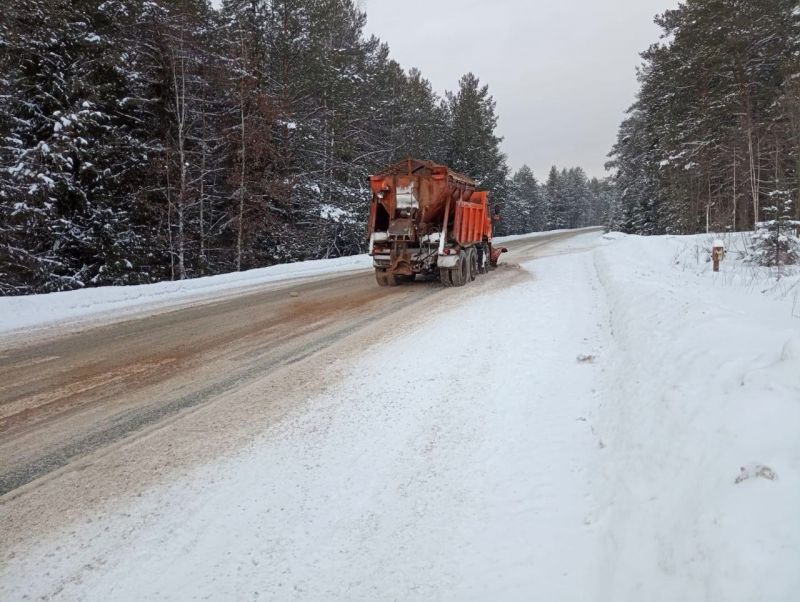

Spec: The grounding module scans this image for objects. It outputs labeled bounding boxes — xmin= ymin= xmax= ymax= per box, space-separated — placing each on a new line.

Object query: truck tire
xmin=467 ymin=248 xmax=478 ymax=281
xmin=459 ymin=253 xmax=470 ymax=286
xmin=451 ymin=253 xmax=468 ymax=287
xmin=449 ymin=259 xmax=462 ymax=287
xmin=439 ymin=268 xmax=453 ymax=287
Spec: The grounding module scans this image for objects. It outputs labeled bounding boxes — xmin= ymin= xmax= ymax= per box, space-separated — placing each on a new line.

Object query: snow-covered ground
xmin=2 ymin=231 xmax=798 ymax=600
xmin=594 ymin=232 xmax=799 ymax=600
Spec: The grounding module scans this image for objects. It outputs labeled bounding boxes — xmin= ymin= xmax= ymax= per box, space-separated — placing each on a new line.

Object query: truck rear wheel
xmin=467 ymin=248 xmax=478 ymax=281
xmin=450 ymin=254 xmax=468 ymax=287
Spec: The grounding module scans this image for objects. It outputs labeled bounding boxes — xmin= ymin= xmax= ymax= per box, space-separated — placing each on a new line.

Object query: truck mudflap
xmin=437 ymin=253 xmax=460 ymax=269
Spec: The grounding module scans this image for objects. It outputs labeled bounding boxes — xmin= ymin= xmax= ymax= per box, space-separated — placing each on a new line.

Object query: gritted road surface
xmin=0 ymin=230 xmax=595 ymax=496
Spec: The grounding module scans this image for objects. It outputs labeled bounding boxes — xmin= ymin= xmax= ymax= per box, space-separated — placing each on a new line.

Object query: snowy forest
xmin=0 ymin=0 xmax=607 ymax=295
xmin=608 ymin=0 xmax=800 ymax=237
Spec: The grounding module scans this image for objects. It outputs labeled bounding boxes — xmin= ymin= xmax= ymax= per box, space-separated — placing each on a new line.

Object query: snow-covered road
xmin=2 ymin=231 xmax=798 ymax=601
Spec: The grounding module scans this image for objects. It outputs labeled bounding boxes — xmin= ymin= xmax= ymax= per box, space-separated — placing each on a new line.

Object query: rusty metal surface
xmin=368 ymin=159 xmax=480 ymax=239
xmin=368 ymin=158 xmax=500 ymax=282
xmin=371 ymin=158 xmax=476 ymax=187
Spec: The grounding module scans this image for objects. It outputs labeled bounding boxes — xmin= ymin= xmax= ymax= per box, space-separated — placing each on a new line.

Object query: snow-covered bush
xmin=745 ymin=193 xmax=800 ymax=267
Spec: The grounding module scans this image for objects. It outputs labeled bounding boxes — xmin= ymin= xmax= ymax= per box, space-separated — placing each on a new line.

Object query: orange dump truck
xmin=367 ymin=158 xmax=507 ymax=287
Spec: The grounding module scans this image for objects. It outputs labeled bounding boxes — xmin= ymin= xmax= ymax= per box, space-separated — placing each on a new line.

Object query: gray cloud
xmin=363 ymin=0 xmax=679 ymax=179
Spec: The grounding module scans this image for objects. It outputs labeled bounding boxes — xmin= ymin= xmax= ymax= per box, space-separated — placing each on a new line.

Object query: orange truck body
xmin=367 ymin=158 xmax=506 ymax=287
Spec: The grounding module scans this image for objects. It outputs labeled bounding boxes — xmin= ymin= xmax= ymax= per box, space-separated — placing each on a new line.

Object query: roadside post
xmin=712 ymin=239 xmax=725 ymax=272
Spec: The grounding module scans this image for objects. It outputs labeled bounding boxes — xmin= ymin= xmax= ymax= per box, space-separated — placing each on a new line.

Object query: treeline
xmin=608 ymin=0 xmax=800 ymax=235
xmin=0 ymin=0 xmax=604 ymax=295
xmin=500 ymin=165 xmax=614 ymax=235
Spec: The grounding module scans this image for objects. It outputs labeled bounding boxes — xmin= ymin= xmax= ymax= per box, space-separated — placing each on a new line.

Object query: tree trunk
xmin=199 ymin=102 xmax=206 ymax=268
xmin=732 ymin=147 xmax=737 ymax=231
xmin=236 ymin=31 xmax=247 ymax=273
xmin=171 ymin=40 xmax=188 ymax=280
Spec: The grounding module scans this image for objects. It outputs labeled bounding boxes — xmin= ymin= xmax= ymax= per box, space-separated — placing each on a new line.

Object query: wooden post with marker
xmin=712 ymin=239 xmax=725 ymax=272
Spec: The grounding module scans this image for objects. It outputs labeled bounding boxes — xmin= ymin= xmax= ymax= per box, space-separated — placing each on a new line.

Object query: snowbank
xmin=0 ymin=254 xmax=371 ymax=336
xmin=493 ymin=228 xmax=572 ymax=243
xmin=493 ymin=226 xmax=603 ymax=244
xmin=593 ymin=232 xmax=800 ymax=600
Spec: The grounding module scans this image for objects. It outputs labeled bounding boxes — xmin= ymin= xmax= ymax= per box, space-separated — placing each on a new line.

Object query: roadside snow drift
xmin=1 ymin=231 xmax=798 ymax=601
xmin=594 ymin=232 xmax=799 ymax=600
xmin=0 ymin=230 xmax=560 ymax=337
xmin=0 ymin=253 xmax=371 ymax=335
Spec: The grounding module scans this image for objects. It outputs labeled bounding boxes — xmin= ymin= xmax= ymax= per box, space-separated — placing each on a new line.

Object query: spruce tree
xmin=545 ymin=166 xmax=568 ymax=230
xmin=511 ymin=165 xmax=544 ymax=233
xmin=749 ymin=189 xmax=800 ymax=266
xmin=445 ymin=73 xmax=509 ymax=209
xmin=1 ymin=0 xmax=154 ymax=292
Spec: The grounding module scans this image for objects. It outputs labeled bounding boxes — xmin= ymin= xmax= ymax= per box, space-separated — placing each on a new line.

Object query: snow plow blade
xmin=490 ymin=245 xmax=508 ymax=267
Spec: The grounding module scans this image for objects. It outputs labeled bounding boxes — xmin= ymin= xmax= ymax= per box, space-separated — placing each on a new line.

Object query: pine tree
xmin=609 ymin=0 xmax=800 ymax=235
xmin=446 ymin=73 xmax=509 ymax=209
xmin=510 ymin=165 xmax=544 ymax=233
xmin=545 ymin=166 xmax=567 ymax=229
xmin=562 ymin=167 xmax=590 ymax=229
xmin=588 ymin=177 xmax=614 ymax=227
xmin=748 ymin=189 xmax=800 ymax=266
xmin=1 ymin=0 xmax=155 ymax=293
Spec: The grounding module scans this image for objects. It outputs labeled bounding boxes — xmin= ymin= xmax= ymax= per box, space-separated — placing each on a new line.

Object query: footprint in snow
xmin=735 ymin=464 xmax=778 ymax=484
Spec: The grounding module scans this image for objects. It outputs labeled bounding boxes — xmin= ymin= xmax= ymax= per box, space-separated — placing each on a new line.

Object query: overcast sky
xmin=362 ymin=0 xmax=679 ymax=179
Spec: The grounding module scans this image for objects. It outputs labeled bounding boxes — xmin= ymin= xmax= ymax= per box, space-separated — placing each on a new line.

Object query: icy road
xmin=1 ymin=229 xmax=798 ymax=601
